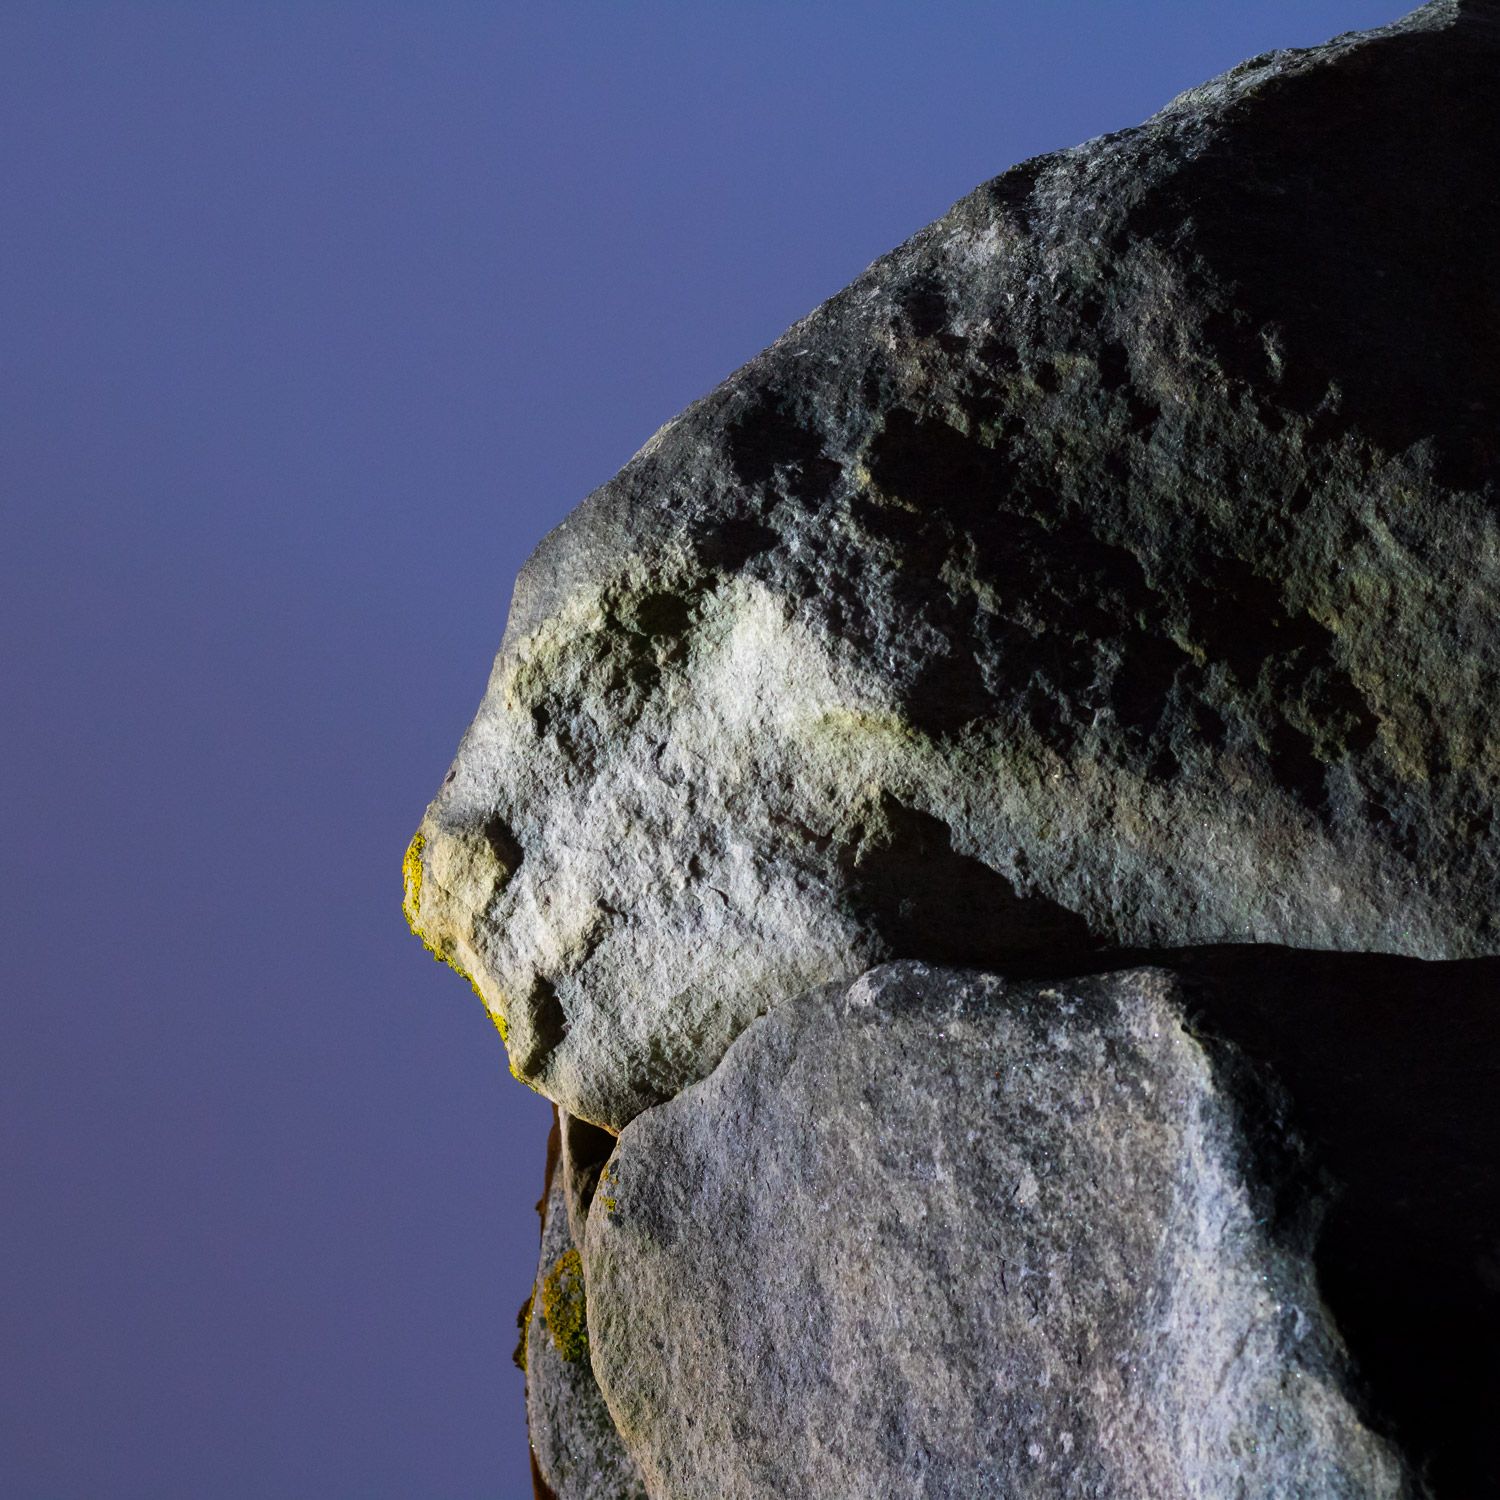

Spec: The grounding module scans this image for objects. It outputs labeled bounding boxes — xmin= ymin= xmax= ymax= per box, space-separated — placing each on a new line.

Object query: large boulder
xmin=406 ymin=0 xmax=1500 ymax=1132
xmin=582 ymin=963 xmax=1417 ymax=1500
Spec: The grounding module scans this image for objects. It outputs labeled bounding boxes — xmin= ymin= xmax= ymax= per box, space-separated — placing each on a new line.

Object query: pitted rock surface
xmin=525 ymin=1145 xmax=647 ymax=1500
xmin=407 ymin=0 xmax=1500 ymax=1132
xmin=583 ymin=963 xmax=1415 ymax=1500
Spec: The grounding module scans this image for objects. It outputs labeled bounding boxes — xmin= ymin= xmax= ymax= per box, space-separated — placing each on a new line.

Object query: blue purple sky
xmin=0 ymin=3 xmax=1402 ymax=1496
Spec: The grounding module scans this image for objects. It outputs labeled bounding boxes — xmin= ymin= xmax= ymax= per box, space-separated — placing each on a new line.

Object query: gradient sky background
xmin=0 ymin=3 xmax=1405 ymax=1496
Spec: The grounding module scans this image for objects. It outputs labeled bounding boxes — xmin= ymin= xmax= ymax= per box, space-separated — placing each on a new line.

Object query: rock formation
xmin=403 ymin=2 xmax=1500 ymax=1494
xmin=588 ymin=964 xmax=1414 ymax=1500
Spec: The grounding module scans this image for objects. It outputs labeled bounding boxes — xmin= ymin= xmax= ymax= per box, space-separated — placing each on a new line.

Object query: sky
xmin=0 ymin=2 xmax=1405 ymax=1496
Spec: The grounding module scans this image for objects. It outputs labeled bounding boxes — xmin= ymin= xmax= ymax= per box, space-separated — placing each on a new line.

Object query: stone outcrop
xmin=585 ymin=963 xmax=1415 ymax=1500
xmin=402 ymin=2 xmax=1500 ymax=1494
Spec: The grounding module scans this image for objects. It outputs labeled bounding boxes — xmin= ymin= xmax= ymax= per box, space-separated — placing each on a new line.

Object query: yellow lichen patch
xmin=402 ymin=828 xmax=452 ymax=966
xmin=488 ymin=1004 xmax=546 ymax=1093
xmin=541 ymin=1247 xmax=589 ymax=1362
xmin=403 ymin=829 xmax=494 ymax=1009
xmin=402 ymin=831 xmax=426 ymax=929
xmin=597 ymin=1161 xmax=620 ymax=1214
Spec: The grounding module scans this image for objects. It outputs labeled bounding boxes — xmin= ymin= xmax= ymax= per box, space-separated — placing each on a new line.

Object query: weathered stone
xmin=584 ymin=962 xmax=1417 ymax=1500
xmin=407 ymin=0 xmax=1500 ymax=1134
xmin=525 ymin=1123 xmax=648 ymax=1500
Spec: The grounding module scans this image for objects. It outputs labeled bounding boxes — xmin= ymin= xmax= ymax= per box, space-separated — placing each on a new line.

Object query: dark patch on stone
xmin=483 ymin=815 xmax=525 ymax=873
xmin=841 ymin=794 xmax=1095 ymax=965
xmin=976 ymin=152 xmax=1047 ymax=228
xmin=893 ymin=274 xmax=953 ymax=342
xmin=620 ymin=591 xmax=692 ymax=640
xmin=561 ymin=1111 xmax=617 ymax=1249
xmin=693 ymin=515 xmax=780 ymax=572
xmin=726 ymin=394 xmax=841 ymax=501
xmin=1139 ymin=16 xmax=1500 ymax=491
xmin=516 ymin=977 xmax=569 ymax=1078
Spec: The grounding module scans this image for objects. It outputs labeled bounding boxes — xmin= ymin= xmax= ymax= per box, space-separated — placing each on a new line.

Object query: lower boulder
xmin=583 ymin=963 xmax=1416 ymax=1500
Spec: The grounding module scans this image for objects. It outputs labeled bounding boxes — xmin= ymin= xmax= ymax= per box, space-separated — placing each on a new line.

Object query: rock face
xmin=524 ymin=1123 xmax=648 ymax=1500
xmin=400 ymin=2 xmax=1500 ymax=1495
xmin=585 ymin=963 xmax=1414 ymax=1500
xmin=407 ymin=0 xmax=1500 ymax=1134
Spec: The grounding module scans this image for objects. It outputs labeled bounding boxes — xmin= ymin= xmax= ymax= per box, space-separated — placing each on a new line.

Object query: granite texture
xmin=398 ymin=3 xmax=1500 ymax=1493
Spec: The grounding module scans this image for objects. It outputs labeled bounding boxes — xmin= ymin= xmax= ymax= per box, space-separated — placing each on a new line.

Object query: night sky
xmin=1 ymin=4 xmax=1402 ymax=1496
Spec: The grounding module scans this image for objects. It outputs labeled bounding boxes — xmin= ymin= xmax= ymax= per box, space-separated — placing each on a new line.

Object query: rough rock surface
xmin=525 ymin=1126 xmax=647 ymax=1500
xmin=407 ymin=0 xmax=1500 ymax=1133
xmin=584 ymin=963 xmax=1415 ymax=1500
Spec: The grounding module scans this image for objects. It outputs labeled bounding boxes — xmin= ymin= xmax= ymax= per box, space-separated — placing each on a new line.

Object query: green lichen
xmin=541 ymin=1247 xmax=589 ymax=1362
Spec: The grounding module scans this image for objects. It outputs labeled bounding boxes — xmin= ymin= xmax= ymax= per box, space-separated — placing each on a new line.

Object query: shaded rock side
xmin=584 ymin=963 xmax=1417 ymax=1500
xmin=407 ymin=0 xmax=1500 ymax=1133
xmin=525 ymin=1129 xmax=648 ymax=1500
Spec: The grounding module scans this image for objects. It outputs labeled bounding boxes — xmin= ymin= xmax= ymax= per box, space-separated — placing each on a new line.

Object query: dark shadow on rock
xmin=727 ymin=394 xmax=841 ymax=501
xmin=561 ymin=1111 xmax=617 ymax=1249
xmin=1061 ymin=943 xmax=1500 ymax=1498
xmin=859 ymin=408 xmax=1379 ymax=792
xmin=693 ymin=515 xmax=780 ymax=573
xmin=514 ymin=976 xmax=570 ymax=1079
xmin=1138 ymin=20 xmax=1500 ymax=492
xmin=841 ymin=795 xmax=1096 ymax=966
xmin=482 ymin=815 xmax=526 ymax=874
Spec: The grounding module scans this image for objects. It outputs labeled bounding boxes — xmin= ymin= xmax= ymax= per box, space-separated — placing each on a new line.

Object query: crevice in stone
xmin=482 ymin=815 xmax=525 ymax=876
xmin=561 ymin=1111 xmax=617 ymax=1249
xmin=727 ymin=392 xmax=841 ymax=501
xmin=514 ymin=977 xmax=569 ymax=1079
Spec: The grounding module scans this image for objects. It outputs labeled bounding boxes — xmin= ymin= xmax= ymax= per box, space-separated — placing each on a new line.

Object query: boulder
xmin=406 ymin=0 xmax=1500 ymax=1132
xmin=583 ymin=963 xmax=1416 ymax=1500
xmin=524 ymin=1119 xmax=647 ymax=1500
